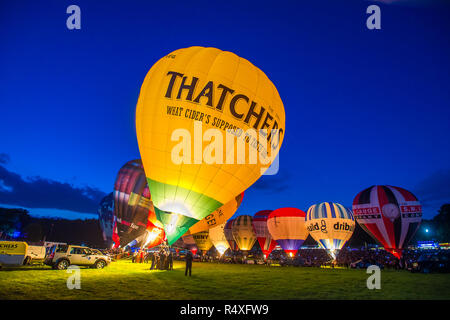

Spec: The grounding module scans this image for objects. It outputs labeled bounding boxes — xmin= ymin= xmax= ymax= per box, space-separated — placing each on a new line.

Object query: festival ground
xmin=1 ymin=260 xmax=449 ymax=300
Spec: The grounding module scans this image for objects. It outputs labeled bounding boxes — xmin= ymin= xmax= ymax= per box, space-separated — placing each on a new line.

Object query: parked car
xmin=44 ymin=244 xmax=111 ymax=270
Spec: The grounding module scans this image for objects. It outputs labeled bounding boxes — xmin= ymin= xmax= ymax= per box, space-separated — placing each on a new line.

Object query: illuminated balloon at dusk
xmin=267 ymin=208 xmax=308 ymax=257
xmin=306 ymin=202 xmax=355 ymax=259
xmin=192 ymin=231 xmax=214 ymax=254
xmin=252 ymin=210 xmax=277 ymax=259
xmin=208 ymin=223 xmax=230 ymax=256
xmin=113 ymin=160 xmax=164 ymax=248
xmin=189 ymin=192 xmax=244 ymax=234
xmin=224 ymin=219 xmax=239 ymax=252
xmin=352 ymin=185 xmax=422 ymax=259
xmin=231 ymin=215 xmax=257 ymax=252
xmin=135 ymin=47 xmax=285 ymax=245
xmin=182 ymin=233 xmax=198 ymax=253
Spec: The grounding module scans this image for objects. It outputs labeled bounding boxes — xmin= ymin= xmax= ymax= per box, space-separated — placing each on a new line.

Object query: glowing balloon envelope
xmin=231 ymin=215 xmax=257 ymax=252
xmin=192 ymin=231 xmax=214 ymax=254
xmin=135 ymin=46 xmax=285 ymax=245
xmin=209 ymin=223 xmax=230 ymax=256
xmin=182 ymin=233 xmax=198 ymax=252
xmin=113 ymin=160 xmax=165 ymax=248
xmin=189 ymin=192 xmax=244 ymax=234
xmin=352 ymin=185 xmax=422 ymax=259
xmin=267 ymin=208 xmax=308 ymax=257
xmin=306 ymin=202 xmax=355 ymax=259
xmin=252 ymin=210 xmax=277 ymax=259
xmin=224 ymin=219 xmax=239 ymax=252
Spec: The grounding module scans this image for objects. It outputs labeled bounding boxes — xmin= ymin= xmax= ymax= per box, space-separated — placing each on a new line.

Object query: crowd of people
xmin=145 ymin=246 xmax=174 ymax=270
xmin=102 ymin=243 xmax=449 ymax=273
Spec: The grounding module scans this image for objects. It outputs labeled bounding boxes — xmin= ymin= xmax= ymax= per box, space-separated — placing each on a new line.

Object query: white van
xmin=24 ymin=245 xmax=46 ymax=265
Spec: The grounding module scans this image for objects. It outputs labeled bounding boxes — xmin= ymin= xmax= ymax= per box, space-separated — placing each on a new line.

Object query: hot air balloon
xmin=113 ymin=159 xmax=163 ymax=247
xmin=224 ymin=219 xmax=239 ymax=252
xmin=97 ymin=192 xmax=115 ymax=247
xmin=352 ymin=185 xmax=422 ymax=259
xmin=231 ymin=215 xmax=257 ymax=253
xmin=192 ymin=231 xmax=213 ymax=255
xmin=252 ymin=210 xmax=277 ymax=259
xmin=182 ymin=233 xmax=198 ymax=254
xmin=209 ymin=223 xmax=230 ymax=256
xmin=189 ymin=192 xmax=244 ymax=234
xmin=135 ymin=47 xmax=286 ymax=245
xmin=267 ymin=208 xmax=308 ymax=257
xmin=306 ymin=202 xmax=355 ymax=259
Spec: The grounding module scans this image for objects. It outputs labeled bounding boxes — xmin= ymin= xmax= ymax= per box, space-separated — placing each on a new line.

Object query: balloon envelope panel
xmin=189 ymin=192 xmax=244 ymax=234
xmin=352 ymin=185 xmax=422 ymax=259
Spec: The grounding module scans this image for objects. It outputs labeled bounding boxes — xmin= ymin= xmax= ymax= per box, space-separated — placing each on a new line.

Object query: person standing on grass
xmin=150 ymin=252 xmax=156 ymax=269
xmin=159 ymin=249 xmax=166 ymax=270
xmin=153 ymin=251 xmax=160 ymax=270
xmin=185 ymin=250 xmax=193 ymax=276
xmin=168 ymin=250 xmax=173 ymax=270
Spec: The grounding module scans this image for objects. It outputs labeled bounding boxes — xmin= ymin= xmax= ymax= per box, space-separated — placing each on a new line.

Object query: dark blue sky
xmin=1 ymin=0 xmax=449 ymax=220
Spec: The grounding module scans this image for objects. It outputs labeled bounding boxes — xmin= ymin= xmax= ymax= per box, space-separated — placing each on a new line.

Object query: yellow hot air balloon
xmin=189 ymin=192 xmax=244 ymax=234
xmin=136 ymin=47 xmax=285 ymax=244
xmin=208 ymin=223 xmax=230 ymax=256
xmin=192 ymin=231 xmax=213 ymax=254
xmin=305 ymin=202 xmax=355 ymax=259
xmin=231 ymin=215 xmax=257 ymax=252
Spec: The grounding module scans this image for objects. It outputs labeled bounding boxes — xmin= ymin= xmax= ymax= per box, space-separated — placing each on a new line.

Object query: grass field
xmin=1 ymin=260 xmax=449 ymax=300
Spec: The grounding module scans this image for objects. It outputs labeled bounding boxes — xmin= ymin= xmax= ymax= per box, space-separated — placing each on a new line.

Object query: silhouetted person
xmin=185 ymin=251 xmax=193 ymax=276
xmin=168 ymin=251 xmax=173 ymax=270
xmin=154 ymin=252 xmax=160 ymax=270
xmin=150 ymin=252 xmax=156 ymax=270
xmin=160 ymin=250 xmax=166 ymax=270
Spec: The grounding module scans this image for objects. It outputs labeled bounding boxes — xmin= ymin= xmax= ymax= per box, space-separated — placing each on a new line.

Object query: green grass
xmin=1 ymin=260 xmax=449 ymax=300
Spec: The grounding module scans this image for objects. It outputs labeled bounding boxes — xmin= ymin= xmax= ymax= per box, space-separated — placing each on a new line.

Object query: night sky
xmin=1 ymin=0 xmax=449 ymax=220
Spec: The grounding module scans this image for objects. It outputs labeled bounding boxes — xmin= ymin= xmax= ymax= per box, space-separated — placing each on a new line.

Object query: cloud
xmin=0 ymin=164 xmax=107 ymax=214
xmin=0 ymin=153 xmax=10 ymax=164
xmin=369 ymin=0 xmax=448 ymax=6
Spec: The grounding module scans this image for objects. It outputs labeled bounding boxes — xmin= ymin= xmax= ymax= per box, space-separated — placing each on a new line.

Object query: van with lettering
xmin=0 ymin=241 xmax=28 ymax=268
